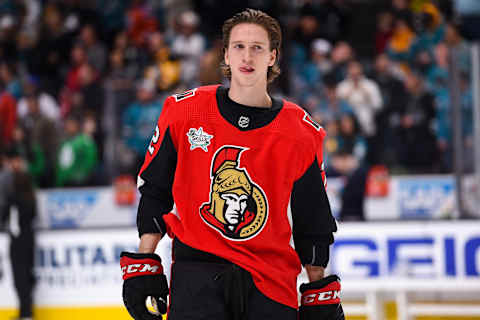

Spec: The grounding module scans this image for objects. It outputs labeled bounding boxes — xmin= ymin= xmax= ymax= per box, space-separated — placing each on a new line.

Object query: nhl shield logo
xmin=199 ymin=146 xmax=268 ymax=240
xmin=238 ymin=116 xmax=250 ymax=128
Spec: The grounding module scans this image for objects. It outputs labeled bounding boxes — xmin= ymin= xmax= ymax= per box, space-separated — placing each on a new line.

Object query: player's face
xmin=224 ymin=23 xmax=276 ymax=88
xmin=221 ymin=193 xmax=248 ymax=225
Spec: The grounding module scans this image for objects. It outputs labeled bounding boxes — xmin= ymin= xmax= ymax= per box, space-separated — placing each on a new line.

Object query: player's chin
xmin=233 ymin=75 xmax=257 ymax=86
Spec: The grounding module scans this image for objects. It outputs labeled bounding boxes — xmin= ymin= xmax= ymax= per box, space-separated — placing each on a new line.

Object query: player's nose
xmin=242 ymin=48 xmax=253 ymax=62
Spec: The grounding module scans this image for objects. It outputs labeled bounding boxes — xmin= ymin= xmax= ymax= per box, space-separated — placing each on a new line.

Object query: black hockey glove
xmin=120 ymin=252 xmax=169 ymax=320
xmin=299 ymin=274 xmax=345 ymax=320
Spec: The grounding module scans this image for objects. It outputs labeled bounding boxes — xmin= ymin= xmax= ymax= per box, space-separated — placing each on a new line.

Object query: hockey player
xmin=120 ymin=8 xmax=344 ymax=320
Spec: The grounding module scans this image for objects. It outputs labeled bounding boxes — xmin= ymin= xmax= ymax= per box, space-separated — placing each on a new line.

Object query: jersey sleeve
xmin=136 ymin=97 xmax=177 ymax=237
xmin=291 ymin=127 xmax=337 ymax=267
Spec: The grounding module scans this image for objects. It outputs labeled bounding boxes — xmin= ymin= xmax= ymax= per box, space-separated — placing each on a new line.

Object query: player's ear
xmin=268 ymin=49 xmax=276 ymax=67
xmin=224 ymin=48 xmax=230 ymax=66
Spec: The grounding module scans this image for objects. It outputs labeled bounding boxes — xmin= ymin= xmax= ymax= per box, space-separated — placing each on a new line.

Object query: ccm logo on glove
xmin=120 ymin=256 xmax=164 ymax=280
xmin=301 ymin=279 xmax=341 ymax=305
xmin=302 ymin=290 xmax=340 ymax=305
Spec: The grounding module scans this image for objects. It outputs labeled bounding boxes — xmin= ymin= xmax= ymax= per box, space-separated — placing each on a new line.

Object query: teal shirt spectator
xmin=435 ymin=86 xmax=473 ymax=143
xmin=122 ymin=100 xmax=164 ymax=156
xmin=409 ymin=24 xmax=446 ymax=61
xmin=6 ymin=79 xmax=22 ymax=100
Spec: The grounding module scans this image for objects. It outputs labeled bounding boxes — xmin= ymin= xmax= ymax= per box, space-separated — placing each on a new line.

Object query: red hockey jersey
xmin=137 ymin=85 xmax=337 ymax=309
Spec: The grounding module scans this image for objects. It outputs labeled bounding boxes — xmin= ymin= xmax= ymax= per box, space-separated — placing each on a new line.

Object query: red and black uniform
xmin=137 ymin=85 xmax=337 ymax=318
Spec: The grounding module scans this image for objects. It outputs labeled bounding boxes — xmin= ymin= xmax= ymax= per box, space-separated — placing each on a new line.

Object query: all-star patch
xmin=186 ymin=127 xmax=213 ymax=152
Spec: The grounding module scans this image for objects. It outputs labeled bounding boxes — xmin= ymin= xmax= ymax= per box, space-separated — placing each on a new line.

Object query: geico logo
xmin=303 ymin=290 xmax=340 ymax=304
xmin=121 ymin=264 xmax=159 ymax=275
xmin=332 ymin=235 xmax=480 ymax=277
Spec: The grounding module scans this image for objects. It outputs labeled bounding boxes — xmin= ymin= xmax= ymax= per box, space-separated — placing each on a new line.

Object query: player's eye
xmin=233 ymin=44 xmax=244 ymax=49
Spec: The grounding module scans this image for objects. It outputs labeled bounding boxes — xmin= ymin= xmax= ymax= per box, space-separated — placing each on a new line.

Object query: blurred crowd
xmin=0 ymin=0 xmax=475 ymax=191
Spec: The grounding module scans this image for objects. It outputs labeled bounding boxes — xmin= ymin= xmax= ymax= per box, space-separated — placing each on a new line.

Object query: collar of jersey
xmin=216 ymin=86 xmax=283 ymax=131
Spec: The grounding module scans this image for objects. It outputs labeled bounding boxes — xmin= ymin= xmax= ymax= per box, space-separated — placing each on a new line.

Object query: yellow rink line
xmin=0 ymin=307 xmax=136 ymax=320
xmin=1 ymin=304 xmax=479 ymax=320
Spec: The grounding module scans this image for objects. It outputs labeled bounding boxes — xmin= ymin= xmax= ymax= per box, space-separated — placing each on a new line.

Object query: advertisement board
xmin=33 ymin=229 xmax=138 ymax=306
xmin=1 ymin=222 xmax=479 ymax=310
xmin=331 ymin=221 xmax=480 ymax=282
xmin=32 ymin=174 xmax=479 ymax=230
xmin=365 ymin=175 xmax=479 ymax=220
xmin=36 ymin=188 xmax=138 ymax=229
xmin=0 ymin=234 xmax=16 ymax=308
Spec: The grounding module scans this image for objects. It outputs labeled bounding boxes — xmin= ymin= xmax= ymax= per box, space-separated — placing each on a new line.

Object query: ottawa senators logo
xmin=199 ymin=146 xmax=268 ymax=240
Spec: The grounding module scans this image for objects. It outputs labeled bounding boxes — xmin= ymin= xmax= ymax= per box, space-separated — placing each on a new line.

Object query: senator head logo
xmin=200 ymin=146 xmax=268 ymax=240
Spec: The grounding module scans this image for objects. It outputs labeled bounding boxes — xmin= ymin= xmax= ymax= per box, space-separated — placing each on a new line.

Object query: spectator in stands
xmin=113 ymin=30 xmax=143 ymax=77
xmin=17 ymin=75 xmax=60 ymax=121
xmin=171 ymin=10 xmax=206 ymax=88
xmin=56 ymin=116 xmax=98 ymax=187
xmin=198 ymin=38 xmax=224 ymax=86
xmin=299 ymin=0 xmax=351 ymax=44
xmin=386 ymin=16 xmax=416 ymax=65
xmin=78 ymin=23 xmax=107 ymax=74
xmin=426 ymin=42 xmax=449 ymax=93
xmin=293 ymin=5 xmax=321 ymax=57
xmin=18 ymin=92 xmax=58 ymax=188
xmin=105 ymin=48 xmax=136 ymax=130
xmin=96 ymin=0 xmax=128 ymax=45
xmin=310 ymin=38 xmax=333 ymax=76
xmin=444 ymin=22 xmax=471 ymax=75
xmin=370 ymin=54 xmax=407 ymax=165
xmin=327 ymin=41 xmax=354 ymax=83
xmin=436 ymin=71 xmax=474 ymax=173
xmin=292 ymin=38 xmax=333 ymax=104
xmin=65 ymin=43 xmax=89 ymax=93
xmin=409 ymin=3 xmax=445 ymax=62
xmin=393 ymin=72 xmax=438 ymax=173
xmin=31 ymin=2 xmax=75 ymax=97
xmin=390 ymin=0 xmax=413 ymax=23
xmin=0 ymin=61 xmax=22 ymax=99
xmin=328 ymin=113 xmax=368 ymax=221
xmin=314 ymin=76 xmax=353 ymax=125
xmin=375 ymin=11 xmax=394 ymax=54
xmin=121 ymin=79 xmax=163 ymax=175
xmin=144 ymin=31 xmax=181 ymax=91
xmin=126 ymin=0 xmax=158 ymax=48
xmin=412 ymin=48 xmax=435 ymax=77
xmin=337 ymin=60 xmax=383 ymax=137
xmin=0 ymin=14 xmax=19 ymax=63
xmin=0 ymin=84 xmax=16 ymax=150
xmin=77 ymin=63 xmax=103 ymax=141
xmin=11 ymin=125 xmax=45 ymax=188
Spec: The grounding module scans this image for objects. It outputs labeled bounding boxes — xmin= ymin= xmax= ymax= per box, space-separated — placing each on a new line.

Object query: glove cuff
xmin=300 ymin=275 xmax=341 ymax=306
xmin=120 ymin=251 xmax=164 ymax=281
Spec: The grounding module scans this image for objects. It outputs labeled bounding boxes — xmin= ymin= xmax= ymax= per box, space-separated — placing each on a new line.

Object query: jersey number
xmin=173 ymin=88 xmax=197 ymax=102
xmin=303 ymin=111 xmax=322 ymax=131
xmin=148 ymin=125 xmax=160 ymax=155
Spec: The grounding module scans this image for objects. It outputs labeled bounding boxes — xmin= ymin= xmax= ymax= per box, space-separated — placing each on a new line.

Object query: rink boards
xmin=0 ymin=222 xmax=479 ymax=319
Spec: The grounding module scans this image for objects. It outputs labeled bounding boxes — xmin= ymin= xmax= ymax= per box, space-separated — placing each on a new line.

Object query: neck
xmin=228 ymin=82 xmax=272 ymax=108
